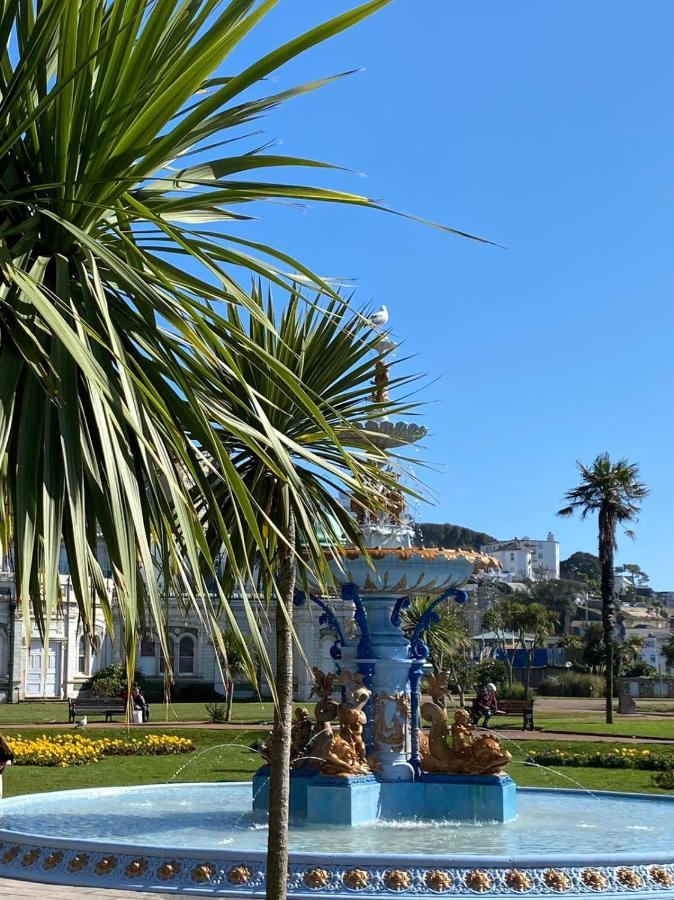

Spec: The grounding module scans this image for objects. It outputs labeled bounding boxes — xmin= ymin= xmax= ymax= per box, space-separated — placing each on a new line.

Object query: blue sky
xmin=223 ymin=1 xmax=674 ymax=588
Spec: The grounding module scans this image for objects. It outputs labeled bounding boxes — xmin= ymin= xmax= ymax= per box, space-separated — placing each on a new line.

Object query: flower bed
xmin=527 ymin=747 xmax=674 ymax=772
xmin=6 ymin=734 xmax=195 ymax=767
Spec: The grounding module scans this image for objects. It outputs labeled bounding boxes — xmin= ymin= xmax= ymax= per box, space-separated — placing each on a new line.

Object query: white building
xmin=0 ymin=561 xmax=353 ymax=703
xmin=619 ymin=604 xmax=673 ymax=673
xmin=481 ymin=533 xmax=560 ymax=581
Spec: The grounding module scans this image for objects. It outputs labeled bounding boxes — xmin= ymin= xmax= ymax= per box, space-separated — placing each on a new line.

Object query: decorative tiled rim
xmin=0 ymin=786 xmax=672 ymax=898
xmin=1 ymin=842 xmax=673 ymax=898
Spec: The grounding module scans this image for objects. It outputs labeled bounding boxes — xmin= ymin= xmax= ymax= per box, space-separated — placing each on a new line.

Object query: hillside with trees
xmin=419 ymin=523 xmax=496 ymax=550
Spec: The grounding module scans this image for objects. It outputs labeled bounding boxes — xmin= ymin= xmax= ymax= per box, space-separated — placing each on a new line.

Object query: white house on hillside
xmin=481 ymin=533 xmax=560 ymax=581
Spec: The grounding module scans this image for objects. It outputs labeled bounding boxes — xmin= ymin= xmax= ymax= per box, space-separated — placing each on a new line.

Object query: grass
xmin=535 ymin=715 xmax=674 ymax=740
xmin=3 ymin=727 xmax=263 ymax=797
xmin=2 ymin=728 xmax=673 ymax=799
xmin=0 ymin=700 xmax=280 ymax=726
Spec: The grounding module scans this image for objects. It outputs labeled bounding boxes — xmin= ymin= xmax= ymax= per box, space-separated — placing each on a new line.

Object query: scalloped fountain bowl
xmin=0 ymin=782 xmax=672 ymax=897
xmin=320 ymin=547 xmax=495 ymax=596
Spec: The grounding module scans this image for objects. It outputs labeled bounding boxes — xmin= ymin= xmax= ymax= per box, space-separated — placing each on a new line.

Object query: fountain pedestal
xmin=253 ymin=769 xmax=517 ymax=826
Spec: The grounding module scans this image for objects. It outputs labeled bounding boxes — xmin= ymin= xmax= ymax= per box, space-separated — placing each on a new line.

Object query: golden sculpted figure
xmin=320 ymin=673 xmax=372 ymax=777
xmin=420 ymin=705 xmax=512 ymax=776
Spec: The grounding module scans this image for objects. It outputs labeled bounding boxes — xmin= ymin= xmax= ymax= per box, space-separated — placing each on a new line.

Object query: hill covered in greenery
xmin=418 ymin=522 xmax=496 ymax=550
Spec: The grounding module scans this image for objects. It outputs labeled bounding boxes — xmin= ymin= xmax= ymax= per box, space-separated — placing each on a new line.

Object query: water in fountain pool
xmin=0 ymin=782 xmax=670 ymax=857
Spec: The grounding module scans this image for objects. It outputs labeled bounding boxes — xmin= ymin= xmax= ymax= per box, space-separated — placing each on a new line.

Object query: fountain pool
xmin=0 ymin=781 xmax=672 ymax=897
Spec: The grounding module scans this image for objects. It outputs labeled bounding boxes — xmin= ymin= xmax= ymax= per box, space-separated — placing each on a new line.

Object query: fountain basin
xmin=321 ymin=547 xmax=492 ymax=596
xmin=0 ymin=782 xmax=672 ymax=897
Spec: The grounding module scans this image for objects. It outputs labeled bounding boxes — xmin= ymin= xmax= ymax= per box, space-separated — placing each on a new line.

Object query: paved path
xmin=0 ymin=877 xmax=230 ymax=898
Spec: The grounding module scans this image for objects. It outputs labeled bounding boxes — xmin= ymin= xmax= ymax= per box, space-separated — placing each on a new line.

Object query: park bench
xmin=497 ymin=698 xmax=535 ymax=731
xmin=68 ymin=694 xmax=126 ymax=723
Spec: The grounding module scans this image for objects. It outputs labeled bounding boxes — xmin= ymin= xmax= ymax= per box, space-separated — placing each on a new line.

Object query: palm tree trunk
xmin=266 ymin=511 xmax=296 ymax=900
xmin=226 ymin=679 xmax=234 ymax=723
xmin=599 ymin=505 xmax=615 ymax=724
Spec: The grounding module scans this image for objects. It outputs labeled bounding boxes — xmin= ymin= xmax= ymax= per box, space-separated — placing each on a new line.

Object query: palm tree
xmin=558 ymin=454 xmax=648 ymax=723
xmin=201 ymin=291 xmax=411 ymax=900
xmin=625 ymin=634 xmax=646 ymax=664
xmin=217 ymin=628 xmax=249 ymax=722
xmin=0 ymin=0 xmax=410 ymax=696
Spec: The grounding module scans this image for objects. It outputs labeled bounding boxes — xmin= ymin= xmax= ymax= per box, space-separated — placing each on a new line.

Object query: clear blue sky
xmin=223 ymin=1 xmax=674 ymax=588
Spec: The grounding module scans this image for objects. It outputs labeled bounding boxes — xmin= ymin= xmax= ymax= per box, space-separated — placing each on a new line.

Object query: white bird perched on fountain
xmin=367 ymin=304 xmax=389 ymax=329
xmin=75 ymin=716 xmax=87 ymax=728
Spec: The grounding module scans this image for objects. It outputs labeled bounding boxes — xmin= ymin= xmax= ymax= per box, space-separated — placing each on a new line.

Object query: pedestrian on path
xmin=0 ymin=734 xmax=14 ymax=799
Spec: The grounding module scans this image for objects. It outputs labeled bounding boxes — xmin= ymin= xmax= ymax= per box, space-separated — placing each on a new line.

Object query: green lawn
xmin=3 ymin=727 xmax=263 ymax=797
xmin=534 ymin=715 xmax=674 ymax=740
xmin=2 ymin=700 xmax=672 ymax=740
xmin=2 ymin=728 xmax=672 ymax=799
xmin=0 ymin=700 xmax=279 ymax=726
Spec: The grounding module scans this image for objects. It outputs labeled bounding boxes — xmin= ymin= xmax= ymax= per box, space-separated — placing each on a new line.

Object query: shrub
xmin=527 ymin=747 xmax=674 ymax=772
xmin=653 ymin=770 xmax=674 ymax=790
xmin=86 ymin=664 xmax=146 ymax=698
xmin=497 ymin=682 xmax=535 ymax=700
xmin=472 ymin=659 xmax=509 ymax=691
xmin=205 ymin=702 xmax=227 ymax=724
xmin=536 ymin=672 xmax=605 ymax=697
xmin=5 ymin=733 xmax=194 ymax=767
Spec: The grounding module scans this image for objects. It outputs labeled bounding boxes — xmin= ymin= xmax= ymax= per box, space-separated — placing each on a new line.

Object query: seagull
xmin=75 ymin=716 xmax=88 ymax=728
xmin=368 ymin=305 xmax=389 ymax=329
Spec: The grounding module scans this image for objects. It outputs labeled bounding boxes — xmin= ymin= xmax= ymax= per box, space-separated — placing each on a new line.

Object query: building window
xmin=140 ymin=636 xmax=155 ymax=657
xmin=510 ymin=553 xmax=515 ymax=561
xmin=178 ymin=636 xmax=195 ymax=675
xmin=78 ymin=636 xmax=87 ymax=675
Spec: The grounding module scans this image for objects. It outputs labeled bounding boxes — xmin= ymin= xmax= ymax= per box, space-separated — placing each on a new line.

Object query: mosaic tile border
xmin=0 ymin=839 xmax=672 ymax=898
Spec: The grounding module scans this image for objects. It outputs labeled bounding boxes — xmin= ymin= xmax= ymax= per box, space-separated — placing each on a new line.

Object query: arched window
xmin=140 ymin=636 xmax=155 ymax=657
xmin=77 ymin=636 xmax=87 ymax=675
xmin=178 ymin=635 xmax=195 ymax=675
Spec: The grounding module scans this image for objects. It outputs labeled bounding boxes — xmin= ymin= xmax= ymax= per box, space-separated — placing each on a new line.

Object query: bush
xmin=621 ymin=660 xmax=657 ymax=678
xmin=497 ymin=682 xmax=535 ymax=700
xmin=537 ymin=672 xmax=605 ymax=697
xmin=205 ymin=702 xmax=227 ymax=724
xmin=86 ymin=664 xmax=146 ymax=698
xmin=472 ymin=659 xmax=509 ymax=691
xmin=6 ymin=733 xmax=194 ymax=767
xmin=653 ymin=770 xmax=674 ymax=789
xmin=527 ymin=747 xmax=674 ymax=772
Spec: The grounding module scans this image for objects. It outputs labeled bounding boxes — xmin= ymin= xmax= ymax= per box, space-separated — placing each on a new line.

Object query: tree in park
xmin=530 ymin=579 xmax=587 ymax=634
xmin=507 ymin=601 xmax=557 ymax=697
xmin=217 ymin=629 xmax=248 ymax=723
xmin=559 ymin=454 xmax=648 ymax=723
xmin=201 ymin=293 xmax=408 ymax=900
xmin=0 ymin=3 xmax=480 ymax=895
xmin=0 ymin=0 xmax=413 ymax=689
xmin=615 ymin=563 xmax=650 ymax=597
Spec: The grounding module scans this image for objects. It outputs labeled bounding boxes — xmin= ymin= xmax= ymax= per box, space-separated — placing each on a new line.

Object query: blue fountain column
xmin=341 ymin=587 xmax=415 ymax=783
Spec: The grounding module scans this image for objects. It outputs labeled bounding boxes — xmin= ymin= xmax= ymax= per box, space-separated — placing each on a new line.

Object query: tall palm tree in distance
xmin=558 ymin=453 xmax=648 ymax=723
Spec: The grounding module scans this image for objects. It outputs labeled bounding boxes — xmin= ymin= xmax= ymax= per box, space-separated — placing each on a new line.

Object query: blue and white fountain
xmin=0 ymin=320 xmax=671 ymax=898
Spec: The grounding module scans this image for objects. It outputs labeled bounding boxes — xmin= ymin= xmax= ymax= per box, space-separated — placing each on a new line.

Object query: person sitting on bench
xmin=472 ymin=682 xmax=500 ymax=728
xmin=132 ymin=686 xmax=150 ymax=723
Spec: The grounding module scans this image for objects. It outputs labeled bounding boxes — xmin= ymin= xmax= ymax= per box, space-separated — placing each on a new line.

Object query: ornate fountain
xmin=253 ymin=317 xmax=514 ymax=825
xmin=0 ymin=313 xmax=671 ymax=898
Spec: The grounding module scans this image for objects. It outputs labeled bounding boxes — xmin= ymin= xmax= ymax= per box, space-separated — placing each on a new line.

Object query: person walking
xmin=0 ymin=734 xmax=15 ymax=799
